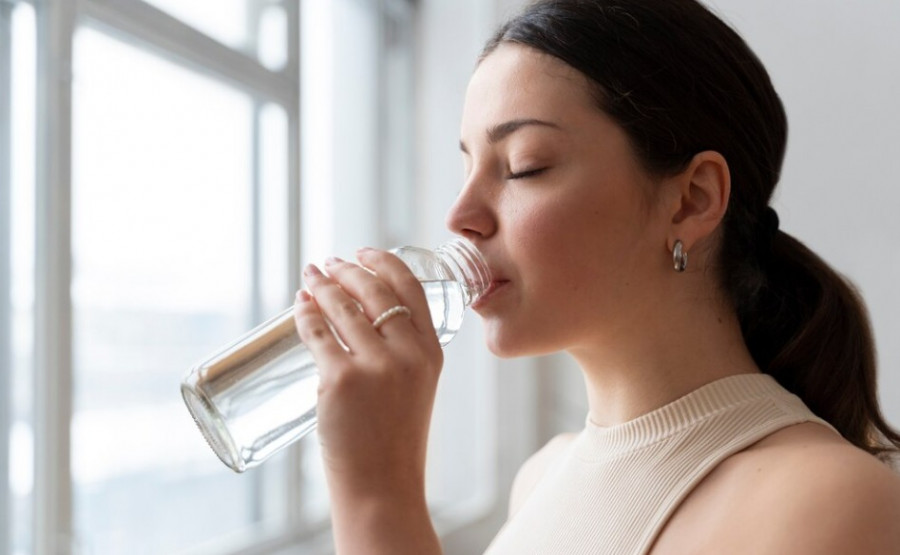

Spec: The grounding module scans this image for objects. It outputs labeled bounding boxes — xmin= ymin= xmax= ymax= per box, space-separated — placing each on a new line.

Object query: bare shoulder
xmin=729 ymin=423 xmax=900 ymax=553
xmin=507 ymin=432 xmax=578 ymax=518
xmin=653 ymin=422 xmax=900 ymax=554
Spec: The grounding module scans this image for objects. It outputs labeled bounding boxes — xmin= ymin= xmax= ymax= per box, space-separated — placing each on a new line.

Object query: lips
xmin=473 ymin=279 xmax=509 ymax=310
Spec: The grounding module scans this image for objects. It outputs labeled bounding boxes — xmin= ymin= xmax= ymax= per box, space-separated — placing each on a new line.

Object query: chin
xmin=485 ymin=341 xmax=521 ymax=359
xmin=483 ymin=328 xmax=521 ymax=358
xmin=483 ymin=325 xmax=557 ymax=359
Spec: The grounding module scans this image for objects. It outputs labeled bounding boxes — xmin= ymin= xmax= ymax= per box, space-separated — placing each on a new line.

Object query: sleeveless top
xmin=484 ymin=373 xmax=836 ymax=555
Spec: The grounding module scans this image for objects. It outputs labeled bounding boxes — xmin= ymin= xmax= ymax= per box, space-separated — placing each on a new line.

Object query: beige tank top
xmin=485 ymin=373 xmax=835 ymax=555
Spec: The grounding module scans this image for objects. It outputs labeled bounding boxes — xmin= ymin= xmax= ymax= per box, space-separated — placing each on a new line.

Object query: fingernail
xmin=303 ymin=264 xmax=323 ymax=277
xmin=324 ymin=256 xmax=344 ymax=266
xmin=356 ymin=247 xmax=375 ymax=257
xmin=295 ymin=289 xmax=311 ymax=303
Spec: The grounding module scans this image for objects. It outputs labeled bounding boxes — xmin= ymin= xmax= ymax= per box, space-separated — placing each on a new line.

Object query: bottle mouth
xmin=437 ymin=238 xmax=492 ymax=306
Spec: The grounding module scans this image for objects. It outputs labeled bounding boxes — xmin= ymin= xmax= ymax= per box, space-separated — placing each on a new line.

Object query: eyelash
xmin=507 ymin=167 xmax=547 ymax=180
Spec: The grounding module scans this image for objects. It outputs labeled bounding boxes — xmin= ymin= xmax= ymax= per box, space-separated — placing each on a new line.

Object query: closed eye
xmin=507 ymin=167 xmax=548 ymax=180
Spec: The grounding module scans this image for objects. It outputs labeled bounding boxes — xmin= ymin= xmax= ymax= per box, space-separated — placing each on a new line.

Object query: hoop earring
xmin=673 ymin=240 xmax=688 ymax=273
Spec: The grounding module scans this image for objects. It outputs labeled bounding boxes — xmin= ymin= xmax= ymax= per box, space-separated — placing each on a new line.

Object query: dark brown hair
xmin=484 ymin=0 xmax=900 ymax=460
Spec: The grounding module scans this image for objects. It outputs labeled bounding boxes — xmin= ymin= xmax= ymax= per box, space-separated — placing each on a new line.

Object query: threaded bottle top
xmin=434 ymin=237 xmax=491 ymax=307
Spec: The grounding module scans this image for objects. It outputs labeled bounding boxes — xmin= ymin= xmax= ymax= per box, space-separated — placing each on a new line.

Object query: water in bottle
xmin=181 ymin=238 xmax=490 ymax=472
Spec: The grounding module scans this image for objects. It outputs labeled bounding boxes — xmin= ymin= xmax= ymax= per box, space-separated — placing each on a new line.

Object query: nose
xmin=445 ymin=174 xmax=497 ymax=241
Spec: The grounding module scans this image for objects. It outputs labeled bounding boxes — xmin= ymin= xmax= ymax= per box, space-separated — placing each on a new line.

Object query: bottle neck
xmin=434 ymin=238 xmax=492 ymax=307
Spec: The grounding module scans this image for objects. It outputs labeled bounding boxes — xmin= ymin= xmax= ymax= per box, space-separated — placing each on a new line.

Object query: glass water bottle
xmin=181 ymin=238 xmax=491 ymax=472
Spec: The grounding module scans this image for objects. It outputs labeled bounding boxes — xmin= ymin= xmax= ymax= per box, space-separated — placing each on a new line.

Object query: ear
xmin=664 ymin=150 xmax=730 ymax=253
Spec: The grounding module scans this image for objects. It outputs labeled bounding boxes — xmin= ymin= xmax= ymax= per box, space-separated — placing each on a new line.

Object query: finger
xmin=354 ymin=248 xmax=435 ymax=336
xmin=322 ymin=257 xmax=418 ymax=338
xmin=302 ymin=263 xmax=384 ymax=352
xmin=292 ymin=289 xmax=348 ymax=365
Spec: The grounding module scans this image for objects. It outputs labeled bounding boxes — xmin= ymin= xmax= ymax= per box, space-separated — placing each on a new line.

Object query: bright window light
xmin=69 ymin=26 xmax=279 ymax=553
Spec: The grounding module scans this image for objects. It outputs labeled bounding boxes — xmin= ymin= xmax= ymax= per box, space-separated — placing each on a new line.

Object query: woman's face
xmin=447 ymin=44 xmax=672 ymax=358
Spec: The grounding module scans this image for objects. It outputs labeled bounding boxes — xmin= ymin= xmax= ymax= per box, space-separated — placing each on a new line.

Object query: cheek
xmin=507 ymin=201 xmax=602 ymax=323
xmin=509 ymin=204 xmax=574 ymax=278
xmin=509 ymin=195 xmax=605 ymax=279
xmin=510 ymin=192 xmax=648 ymax=325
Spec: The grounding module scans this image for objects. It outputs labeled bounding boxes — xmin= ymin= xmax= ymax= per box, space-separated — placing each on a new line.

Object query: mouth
xmin=472 ymin=279 xmax=509 ymax=310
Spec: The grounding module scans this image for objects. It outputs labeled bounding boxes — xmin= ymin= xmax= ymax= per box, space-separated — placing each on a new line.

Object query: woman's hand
xmin=293 ymin=247 xmax=443 ymax=554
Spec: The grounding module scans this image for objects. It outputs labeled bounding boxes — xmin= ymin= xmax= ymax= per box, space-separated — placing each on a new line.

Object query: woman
xmin=293 ymin=0 xmax=900 ymax=553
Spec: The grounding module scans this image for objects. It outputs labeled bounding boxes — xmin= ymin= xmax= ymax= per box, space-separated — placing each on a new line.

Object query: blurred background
xmin=1 ymin=0 xmax=897 ymax=553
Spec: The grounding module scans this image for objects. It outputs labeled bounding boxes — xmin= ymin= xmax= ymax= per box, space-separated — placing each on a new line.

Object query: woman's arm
xmin=328 ymin=485 xmax=440 ymax=554
xmin=294 ymin=249 xmax=445 ymax=554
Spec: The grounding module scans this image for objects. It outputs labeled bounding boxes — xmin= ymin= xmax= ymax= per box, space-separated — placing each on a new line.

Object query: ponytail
xmin=738 ymin=230 xmax=900 ymax=461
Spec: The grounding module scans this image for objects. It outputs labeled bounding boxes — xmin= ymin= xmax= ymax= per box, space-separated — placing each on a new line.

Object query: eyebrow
xmin=459 ymin=118 xmax=562 ymax=153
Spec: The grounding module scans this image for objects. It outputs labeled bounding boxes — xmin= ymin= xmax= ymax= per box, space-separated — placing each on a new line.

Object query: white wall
xmin=705 ymin=0 xmax=900 ymax=426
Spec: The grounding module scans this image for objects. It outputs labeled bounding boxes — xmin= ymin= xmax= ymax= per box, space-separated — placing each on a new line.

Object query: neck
xmin=569 ymin=282 xmax=760 ymax=427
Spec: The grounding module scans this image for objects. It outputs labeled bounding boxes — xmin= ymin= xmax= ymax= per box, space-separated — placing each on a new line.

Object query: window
xmin=1 ymin=0 xmax=304 ymax=551
xmin=0 ymin=0 xmax=418 ymax=553
xmin=69 ymin=27 xmax=291 ymax=553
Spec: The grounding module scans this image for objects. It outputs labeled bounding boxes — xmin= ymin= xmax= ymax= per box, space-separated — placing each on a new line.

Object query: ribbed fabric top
xmin=484 ymin=373 xmax=835 ymax=555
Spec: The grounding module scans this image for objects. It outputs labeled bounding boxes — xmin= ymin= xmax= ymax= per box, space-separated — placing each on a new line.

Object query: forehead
xmin=462 ymin=43 xmax=598 ymax=135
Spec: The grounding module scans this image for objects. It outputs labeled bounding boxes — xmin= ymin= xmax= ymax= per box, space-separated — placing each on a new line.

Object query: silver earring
xmin=673 ymin=240 xmax=688 ymax=272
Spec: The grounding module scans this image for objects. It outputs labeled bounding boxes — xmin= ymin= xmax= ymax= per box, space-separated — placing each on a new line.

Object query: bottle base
xmin=181 ymin=383 xmax=246 ymax=473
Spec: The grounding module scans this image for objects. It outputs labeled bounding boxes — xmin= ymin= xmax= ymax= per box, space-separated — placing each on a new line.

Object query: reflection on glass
xmin=70 ymin=27 xmax=279 ymax=553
